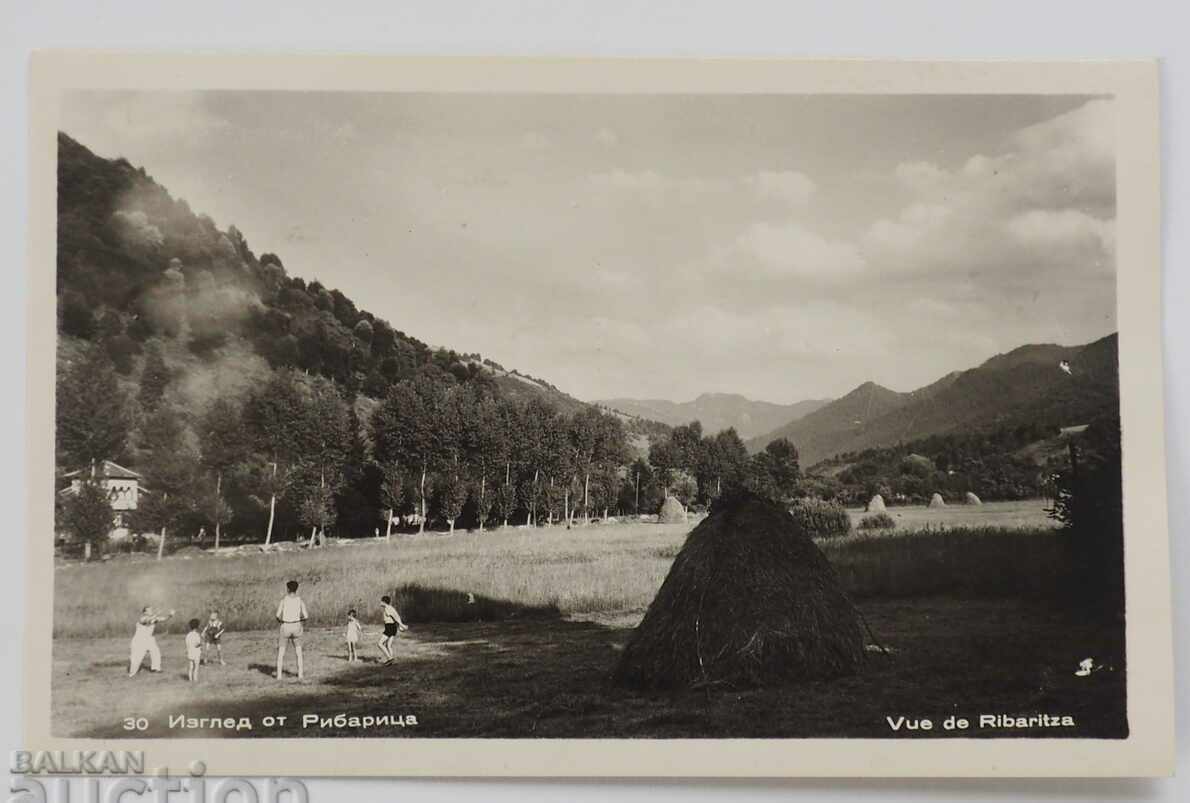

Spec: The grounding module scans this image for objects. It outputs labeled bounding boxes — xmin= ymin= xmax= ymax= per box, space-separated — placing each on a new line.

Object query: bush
xmin=789 ymin=498 xmax=851 ymax=539
xmin=857 ymin=512 xmax=896 ymax=530
xmin=1047 ymin=417 xmax=1123 ymax=614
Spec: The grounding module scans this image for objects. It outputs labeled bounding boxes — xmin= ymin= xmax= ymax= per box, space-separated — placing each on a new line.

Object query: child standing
xmin=345 ymin=609 xmax=363 ymax=663
xmin=376 ymin=595 xmax=408 ymax=665
xmin=201 ymin=610 xmax=226 ymax=666
xmin=185 ymin=619 xmax=203 ymax=682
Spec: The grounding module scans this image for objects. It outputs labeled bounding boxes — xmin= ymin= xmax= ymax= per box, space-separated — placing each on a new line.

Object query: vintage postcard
xmin=22 ymin=54 xmax=1171 ymax=777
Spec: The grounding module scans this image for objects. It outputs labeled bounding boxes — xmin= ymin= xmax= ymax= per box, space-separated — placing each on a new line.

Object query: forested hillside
xmin=748 ymin=335 xmax=1120 ymax=466
xmin=53 ymin=133 xmax=664 ymax=547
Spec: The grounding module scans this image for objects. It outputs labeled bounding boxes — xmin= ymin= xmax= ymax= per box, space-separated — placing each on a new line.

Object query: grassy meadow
xmin=846 ymin=498 xmax=1059 ymax=531
xmin=51 ymin=500 xmax=1125 ymax=739
xmin=56 ymin=500 xmax=1059 ymax=639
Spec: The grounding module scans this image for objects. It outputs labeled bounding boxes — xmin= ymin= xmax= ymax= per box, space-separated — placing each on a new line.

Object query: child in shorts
xmin=345 ymin=609 xmax=363 ymax=663
xmin=376 ymin=595 xmax=408 ymax=665
xmin=201 ymin=610 xmax=226 ymax=666
xmin=185 ymin=619 xmax=203 ymax=682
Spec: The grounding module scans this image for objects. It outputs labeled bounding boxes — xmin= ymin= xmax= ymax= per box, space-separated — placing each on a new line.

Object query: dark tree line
xmin=646 ymin=420 xmax=802 ymax=508
xmin=808 ymin=421 xmax=1064 ymax=505
xmin=56 ymin=343 xmax=651 ymax=555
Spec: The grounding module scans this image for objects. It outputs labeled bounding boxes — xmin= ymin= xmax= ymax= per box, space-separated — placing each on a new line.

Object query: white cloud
xmin=1003 ymin=208 xmax=1115 ymax=275
xmin=659 ymin=302 xmax=889 ymax=361
xmin=589 ymin=168 xmax=667 ymax=191
xmin=1005 ymin=208 xmax=1114 ymax=249
xmin=894 ymin=160 xmax=950 ymax=192
xmin=737 ymin=221 xmax=867 ymax=280
xmin=865 ymin=99 xmax=1116 ymax=286
xmin=83 ymin=92 xmax=230 ymax=148
xmin=865 ymin=203 xmax=952 ymax=253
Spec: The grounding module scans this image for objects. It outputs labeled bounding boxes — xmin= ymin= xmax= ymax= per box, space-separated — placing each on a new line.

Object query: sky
xmin=61 ymin=91 xmax=1117 ymax=403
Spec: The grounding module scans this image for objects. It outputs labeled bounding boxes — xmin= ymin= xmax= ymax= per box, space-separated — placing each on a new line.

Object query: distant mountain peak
xmin=746 ymin=334 xmax=1119 ymax=463
xmin=594 ymin=393 xmax=832 ymax=441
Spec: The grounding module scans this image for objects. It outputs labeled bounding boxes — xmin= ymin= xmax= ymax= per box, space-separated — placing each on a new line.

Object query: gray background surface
xmin=1 ymin=2 xmax=1185 ymax=799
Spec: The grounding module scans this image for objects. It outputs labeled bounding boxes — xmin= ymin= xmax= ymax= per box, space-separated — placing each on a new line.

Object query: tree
xmin=624 ymin=458 xmax=662 ymax=515
xmin=56 ymin=346 xmax=133 ymax=469
xmin=495 ymin=481 xmax=517 ymax=529
xmin=60 ymin=291 xmax=96 ymax=339
xmin=648 ymin=438 xmax=679 ymax=497
xmin=1047 ymin=417 xmax=1124 ymax=612
xmin=669 ymin=421 xmax=704 ymax=472
xmin=137 ymin=342 xmax=172 ymax=411
xmin=379 ymin=460 xmax=403 ymax=540
xmin=372 ymin=377 xmax=450 ymax=534
xmin=462 ymin=395 xmax=508 ymax=532
xmin=436 ymin=472 xmax=467 ymax=534
xmin=747 ymin=437 xmax=801 ymax=502
xmin=698 ymin=428 xmax=750 ymax=502
xmin=568 ymin=409 xmax=601 ymax=525
xmin=198 ymin=398 xmax=246 ymax=549
xmin=137 ymin=405 xmax=197 ymax=559
xmin=242 ymin=371 xmax=308 ymax=544
xmin=104 ymin=334 xmax=140 ymax=375
xmin=352 ymin=319 xmax=374 ymax=348
xmin=61 ymin=479 xmax=113 ymax=560
xmin=298 ymin=478 xmax=337 ymax=546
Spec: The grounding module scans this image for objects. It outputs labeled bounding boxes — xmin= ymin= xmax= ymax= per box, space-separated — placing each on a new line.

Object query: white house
xmin=58 ymin=460 xmax=146 ymax=541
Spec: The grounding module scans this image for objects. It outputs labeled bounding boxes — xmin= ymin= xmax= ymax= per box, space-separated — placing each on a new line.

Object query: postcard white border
xmin=24 ymin=54 xmax=1171 ymax=777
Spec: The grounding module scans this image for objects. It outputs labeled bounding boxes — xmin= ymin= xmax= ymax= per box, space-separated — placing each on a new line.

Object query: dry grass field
xmin=846 ymin=498 xmax=1059 ymax=531
xmin=51 ymin=505 xmax=1126 ymax=739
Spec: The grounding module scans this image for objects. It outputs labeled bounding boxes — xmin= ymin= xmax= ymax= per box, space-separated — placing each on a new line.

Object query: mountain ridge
xmin=747 ymin=334 xmax=1119 ymax=466
xmin=595 ymin=393 xmax=831 ymax=441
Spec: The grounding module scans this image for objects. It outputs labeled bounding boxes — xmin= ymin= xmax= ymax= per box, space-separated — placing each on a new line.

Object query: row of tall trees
xmin=371 ymin=381 xmax=632 ymax=533
xmin=56 ymin=344 xmax=647 ymax=556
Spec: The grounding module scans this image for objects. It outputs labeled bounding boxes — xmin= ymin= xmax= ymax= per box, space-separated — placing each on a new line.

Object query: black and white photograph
xmin=21 ymin=55 xmax=1172 ymax=778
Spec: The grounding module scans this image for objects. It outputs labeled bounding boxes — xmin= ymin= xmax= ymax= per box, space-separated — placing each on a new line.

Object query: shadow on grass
xmin=389 ymin=583 xmax=562 ymax=623
xmin=76 ymin=592 xmax=1127 ymax=741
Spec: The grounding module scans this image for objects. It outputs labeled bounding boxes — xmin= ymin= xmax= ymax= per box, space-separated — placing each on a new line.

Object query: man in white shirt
xmin=128 ymin=606 xmax=174 ymax=677
xmin=275 ymin=580 xmax=309 ymax=680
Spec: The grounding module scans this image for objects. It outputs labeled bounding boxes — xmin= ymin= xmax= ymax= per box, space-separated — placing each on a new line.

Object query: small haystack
xmin=964 ymin=491 xmax=982 ymax=506
xmin=866 ymin=494 xmax=886 ymax=513
xmin=928 ymin=493 xmax=946 ymax=508
xmin=658 ymin=495 xmax=687 ymax=524
xmin=614 ymin=494 xmax=864 ymax=689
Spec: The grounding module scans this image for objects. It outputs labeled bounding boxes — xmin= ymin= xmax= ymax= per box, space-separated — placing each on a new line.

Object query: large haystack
xmin=928 ymin=492 xmax=946 ymax=508
xmin=658 ymin=495 xmax=687 ymax=524
xmin=964 ymin=491 xmax=982 ymax=506
xmin=865 ymin=494 xmax=886 ymax=513
xmin=614 ymin=494 xmax=864 ymax=689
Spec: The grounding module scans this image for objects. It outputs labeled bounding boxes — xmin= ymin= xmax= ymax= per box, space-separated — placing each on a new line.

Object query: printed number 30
xmin=123 ymin=717 xmax=148 ymax=731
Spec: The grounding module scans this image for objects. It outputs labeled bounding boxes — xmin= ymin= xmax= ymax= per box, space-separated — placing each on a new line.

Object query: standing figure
xmin=185 ymin=619 xmax=203 ymax=682
xmin=201 ymin=609 xmax=226 ymax=666
xmin=345 ymin=609 xmax=363 ymax=663
xmin=128 ymin=606 xmax=174 ymax=677
xmin=376 ymin=595 xmax=408 ymax=665
xmin=275 ymin=580 xmax=309 ymax=680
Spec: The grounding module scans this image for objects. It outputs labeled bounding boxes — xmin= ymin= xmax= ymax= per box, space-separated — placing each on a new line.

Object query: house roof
xmin=62 ymin=460 xmax=143 ymax=481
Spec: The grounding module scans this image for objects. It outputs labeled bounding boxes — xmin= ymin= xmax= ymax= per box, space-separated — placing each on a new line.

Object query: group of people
xmin=128 ymin=580 xmax=409 ymax=682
